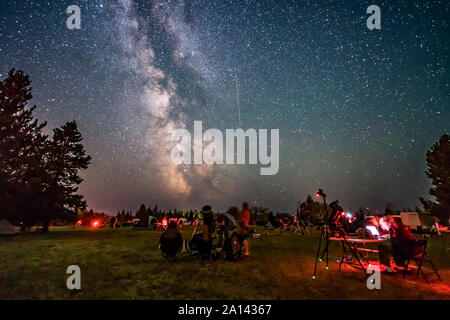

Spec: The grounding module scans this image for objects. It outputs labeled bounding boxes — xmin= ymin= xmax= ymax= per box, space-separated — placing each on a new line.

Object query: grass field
xmin=1 ymin=226 xmax=449 ymax=299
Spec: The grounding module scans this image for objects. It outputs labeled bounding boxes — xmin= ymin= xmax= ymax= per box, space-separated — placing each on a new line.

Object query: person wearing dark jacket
xmin=190 ymin=205 xmax=214 ymax=255
xmin=159 ymin=221 xmax=183 ymax=258
xmin=378 ymin=217 xmax=415 ymax=272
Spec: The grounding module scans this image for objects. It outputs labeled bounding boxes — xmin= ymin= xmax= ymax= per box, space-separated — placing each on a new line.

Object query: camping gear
xmin=189 ymin=233 xmax=212 ymax=254
xmin=400 ymin=212 xmax=421 ymax=229
xmin=223 ymin=233 xmax=242 ymax=261
xmin=133 ymin=216 xmax=157 ymax=230
xmin=403 ymin=239 xmax=442 ymax=283
xmin=264 ymin=222 xmax=274 ymax=230
xmin=178 ymin=218 xmax=191 ymax=226
xmin=189 ymin=233 xmax=215 ymax=262
xmin=0 ymin=220 xmax=16 ymax=236
xmin=190 ymin=219 xmax=200 ymax=240
xmin=213 ymin=212 xmax=237 ymax=226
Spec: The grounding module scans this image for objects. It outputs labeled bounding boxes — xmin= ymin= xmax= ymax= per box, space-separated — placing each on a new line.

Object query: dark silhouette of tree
xmin=0 ymin=69 xmax=47 ymax=226
xmin=0 ymin=69 xmax=91 ymax=231
xmin=146 ymin=205 xmax=154 ymax=217
xmin=136 ymin=204 xmax=147 ymax=219
xmin=384 ymin=203 xmax=396 ymax=215
xmin=41 ymin=121 xmax=91 ymax=231
xmin=298 ymin=195 xmax=325 ymax=224
xmin=422 ymin=134 xmax=450 ymax=225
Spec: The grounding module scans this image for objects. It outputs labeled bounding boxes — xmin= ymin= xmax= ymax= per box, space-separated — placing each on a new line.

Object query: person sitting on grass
xmin=214 ymin=215 xmax=234 ymax=253
xmin=159 ymin=221 xmax=183 ymax=259
xmin=377 ymin=217 xmax=415 ymax=272
xmin=190 ymin=205 xmax=215 ymax=256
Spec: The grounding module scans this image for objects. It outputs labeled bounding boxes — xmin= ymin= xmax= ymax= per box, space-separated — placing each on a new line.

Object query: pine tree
xmin=299 ymin=195 xmax=324 ymax=224
xmin=0 ymin=69 xmax=48 ymax=226
xmin=41 ymin=121 xmax=91 ymax=231
xmin=136 ymin=204 xmax=147 ymax=219
xmin=424 ymin=134 xmax=450 ymax=225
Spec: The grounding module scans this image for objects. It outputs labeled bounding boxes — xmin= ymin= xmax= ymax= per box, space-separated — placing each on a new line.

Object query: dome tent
xmin=0 ymin=219 xmax=16 ymax=236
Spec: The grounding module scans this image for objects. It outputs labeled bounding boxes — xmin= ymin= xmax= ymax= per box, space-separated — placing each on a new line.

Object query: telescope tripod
xmin=312 ymin=190 xmax=368 ymax=279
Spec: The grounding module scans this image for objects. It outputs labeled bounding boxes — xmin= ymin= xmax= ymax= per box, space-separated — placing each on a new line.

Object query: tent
xmin=0 ymin=219 xmax=16 ymax=236
xmin=400 ymin=212 xmax=421 ymax=229
xmin=214 ymin=212 xmax=237 ymax=226
xmin=133 ymin=216 xmax=157 ymax=230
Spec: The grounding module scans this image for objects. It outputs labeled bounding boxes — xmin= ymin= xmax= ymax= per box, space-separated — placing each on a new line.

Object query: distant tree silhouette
xmin=384 ymin=203 xmax=397 ymax=215
xmin=298 ymin=195 xmax=325 ymax=224
xmin=422 ymin=134 xmax=450 ymax=225
xmin=136 ymin=204 xmax=147 ymax=219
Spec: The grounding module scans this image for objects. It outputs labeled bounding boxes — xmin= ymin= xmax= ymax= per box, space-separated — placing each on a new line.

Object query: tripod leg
xmin=313 ymin=227 xmax=325 ymax=279
xmin=319 ymin=226 xmax=331 ymax=262
xmin=320 ymin=241 xmax=326 ymax=261
xmin=344 ymin=240 xmax=367 ymax=273
xmin=320 ymin=236 xmax=330 ymax=269
xmin=429 ymin=259 xmax=442 ymax=282
xmin=339 ymin=241 xmax=347 ymax=271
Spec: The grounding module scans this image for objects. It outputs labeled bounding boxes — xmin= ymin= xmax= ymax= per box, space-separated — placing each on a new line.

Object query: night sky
xmin=1 ymin=0 xmax=449 ymax=214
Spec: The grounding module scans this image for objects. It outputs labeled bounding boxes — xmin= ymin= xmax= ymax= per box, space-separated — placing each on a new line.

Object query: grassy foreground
xmin=0 ymin=226 xmax=449 ymax=299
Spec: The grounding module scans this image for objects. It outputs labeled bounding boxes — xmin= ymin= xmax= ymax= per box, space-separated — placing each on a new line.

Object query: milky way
xmin=1 ymin=0 xmax=449 ymax=214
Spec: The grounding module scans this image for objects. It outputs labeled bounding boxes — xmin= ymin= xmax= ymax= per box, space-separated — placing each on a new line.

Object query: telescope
xmin=312 ymin=189 xmax=366 ymax=279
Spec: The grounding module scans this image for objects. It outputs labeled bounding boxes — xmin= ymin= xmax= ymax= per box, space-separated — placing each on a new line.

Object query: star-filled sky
xmin=1 ymin=0 xmax=449 ymax=214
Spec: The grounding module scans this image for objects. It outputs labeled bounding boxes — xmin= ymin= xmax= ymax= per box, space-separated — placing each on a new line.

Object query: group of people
xmin=159 ymin=202 xmax=252 ymax=261
xmin=158 ymin=202 xmax=422 ymax=273
xmin=340 ymin=212 xmax=418 ymax=273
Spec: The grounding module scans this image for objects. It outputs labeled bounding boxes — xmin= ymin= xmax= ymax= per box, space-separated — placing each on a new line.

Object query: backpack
xmin=189 ymin=233 xmax=212 ymax=255
xmin=224 ymin=233 xmax=242 ymax=261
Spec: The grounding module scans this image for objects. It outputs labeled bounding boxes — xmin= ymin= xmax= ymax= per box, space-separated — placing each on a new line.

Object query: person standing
xmin=239 ymin=202 xmax=251 ymax=256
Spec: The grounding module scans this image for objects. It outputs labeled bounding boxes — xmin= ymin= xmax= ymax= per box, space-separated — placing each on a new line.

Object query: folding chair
xmin=403 ymin=239 xmax=442 ymax=283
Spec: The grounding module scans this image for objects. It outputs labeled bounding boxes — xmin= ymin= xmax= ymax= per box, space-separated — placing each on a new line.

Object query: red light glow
xmin=91 ymin=220 xmax=100 ymax=228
